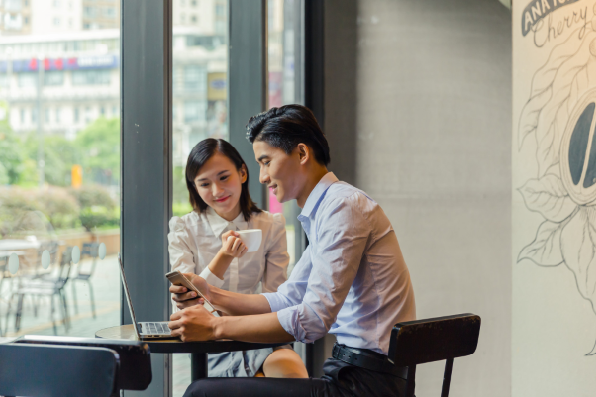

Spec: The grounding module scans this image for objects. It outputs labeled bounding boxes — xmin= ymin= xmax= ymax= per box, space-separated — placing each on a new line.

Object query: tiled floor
xmin=0 ymin=254 xmax=191 ymax=396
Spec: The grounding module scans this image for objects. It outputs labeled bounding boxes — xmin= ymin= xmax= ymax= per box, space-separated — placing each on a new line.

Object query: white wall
xmin=325 ymin=0 xmax=512 ymax=396
xmin=512 ymin=1 xmax=596 ymax=396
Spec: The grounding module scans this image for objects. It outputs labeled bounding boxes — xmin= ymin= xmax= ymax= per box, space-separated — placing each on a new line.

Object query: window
xmin=0 ymin=0 xmax=121 ymax=346
xmin=105 ymin=8 xmax=116 ymax=18
xmin=183 ymin=65 xmax=205 ymax=91
xmin=216 ymin=4 xmax=225 ymax=16
xmin=267 ymin=0 xmax=305 ymax=273
xmin=100 ymin=106 xmax=105 ymax=116
xmin=183 ymin=100 xmax=206 ymax=123
xmin=72 ymin=70 xmax=111 ymax=85
xmin=17 ymin=72 xmax=36 ymax=87
xmin=44 ymin=71 xmax=64 ymax=86
xmin=172 ymin=1 xmax=229 ymax=393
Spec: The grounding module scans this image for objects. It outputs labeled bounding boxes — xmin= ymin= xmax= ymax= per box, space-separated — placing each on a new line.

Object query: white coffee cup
xmin=236 ymin=229 xmax=262 ymax=252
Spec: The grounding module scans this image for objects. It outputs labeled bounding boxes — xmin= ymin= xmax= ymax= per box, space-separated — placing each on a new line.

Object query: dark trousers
xmin=183 ymin=358 xmax=409 ymax=397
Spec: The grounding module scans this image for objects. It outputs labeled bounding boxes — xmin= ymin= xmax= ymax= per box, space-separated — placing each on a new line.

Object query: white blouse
xmin=168 ymin=207 xmax=289 ymax=294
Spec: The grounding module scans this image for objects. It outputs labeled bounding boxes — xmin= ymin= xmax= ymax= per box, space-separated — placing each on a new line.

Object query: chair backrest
xmin=0 ymin=343 xmax=118 ymax=397
xmin=389 ymin=313 xmax=480 ymax=366
xmin=79 ymin=242 xmax=100 ymax=275
xmin=389 ymin=313 xmax=481 ymax=397
xmin=14 ymin=335 xmax=152 ymax=391
xmin=57 ymin=246 xmax=73 ymax=286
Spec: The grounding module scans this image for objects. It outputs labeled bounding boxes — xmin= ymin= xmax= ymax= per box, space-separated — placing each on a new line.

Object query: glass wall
xmin=267 ymin=0 xmax=304 ymax=272
xmin=171 ymin=0 xmax=229 ymax=394
xmin=172 ymin=0 xmax=229 ymax=219
xmin=0 ymin=0 xmax=121 ymax=339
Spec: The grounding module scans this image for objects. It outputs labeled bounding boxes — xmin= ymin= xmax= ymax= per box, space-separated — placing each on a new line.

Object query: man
xmin=169 ymin=104 xmax=416 ymax=397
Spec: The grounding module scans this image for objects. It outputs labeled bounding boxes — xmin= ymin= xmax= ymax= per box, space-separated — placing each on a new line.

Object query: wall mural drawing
xmin=517 ymin=1 xmax=596 ymax=354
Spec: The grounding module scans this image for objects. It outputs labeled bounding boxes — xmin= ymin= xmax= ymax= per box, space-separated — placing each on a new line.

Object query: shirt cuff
xmin=276 ymin=306 xmax=311 ymax=343
xmin=262 ymin=292 xmax=289 ymax=313
xmin=198 ymin=266 xmax=225 ymax=288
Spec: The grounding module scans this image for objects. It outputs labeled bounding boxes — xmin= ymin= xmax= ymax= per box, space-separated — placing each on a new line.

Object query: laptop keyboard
xmin=143 ymin=322 xmax=170 ymax=335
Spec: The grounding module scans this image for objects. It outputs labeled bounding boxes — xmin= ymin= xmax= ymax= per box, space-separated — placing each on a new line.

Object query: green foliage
xmin=79 ymin=205 xmax=119 ymax=232
xmin=75 ymin=117 xmax=120 ymax=185
xmin=38 ymin=186 xmax=80 ymax=229
xmin=0 ymin=102 xmax=24 ymax=185
xmin=68 ymin=184 xmax=115 ymax=210
xmin=173 ymin=165 xmax=190 ymax=204
xmin=173 ymin=201 xmax=193 ymax=217
xmin=22 ymin=133 xmax=77 ymax=187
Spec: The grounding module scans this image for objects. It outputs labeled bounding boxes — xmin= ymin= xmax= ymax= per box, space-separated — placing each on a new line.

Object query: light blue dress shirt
xmin=263 ymin=172 xmax=416 ymax=355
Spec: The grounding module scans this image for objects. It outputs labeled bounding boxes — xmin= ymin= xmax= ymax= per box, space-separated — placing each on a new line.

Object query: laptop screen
xmin=118 ymin=253 xmax=142 ymax=340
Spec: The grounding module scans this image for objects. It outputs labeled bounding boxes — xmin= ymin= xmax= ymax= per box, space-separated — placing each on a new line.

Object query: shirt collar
xmin=205 ymin=207 xmax=249 ymax=237
xmin=299 ymin=172 xmax=339 ymax=219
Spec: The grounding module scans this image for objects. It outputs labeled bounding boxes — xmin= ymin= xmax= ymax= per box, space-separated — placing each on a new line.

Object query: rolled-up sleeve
xmin=261 ymin=213 xmax=290 ymax=293
xmin=273 ymin=196 xmax=370 ymax=343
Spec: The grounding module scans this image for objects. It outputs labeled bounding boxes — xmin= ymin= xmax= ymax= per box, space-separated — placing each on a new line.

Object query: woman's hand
xmin=220 ymin=230 xmax=248 ymax=258
xmin=169 ymin=272 xmax=213 ymax=310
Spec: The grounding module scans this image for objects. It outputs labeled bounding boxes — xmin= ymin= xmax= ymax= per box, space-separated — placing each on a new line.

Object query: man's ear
xmin=240 ymin=164 xmax=248 ymax=184
xmin=297 ymin=144 xmax=310 ymax=165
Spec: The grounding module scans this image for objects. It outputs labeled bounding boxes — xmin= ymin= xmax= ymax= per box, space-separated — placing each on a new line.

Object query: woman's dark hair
xmin=185 ymin=138 xmax=262 ymax=221
xmin=246 ymin=104 xmax=331 ymax=166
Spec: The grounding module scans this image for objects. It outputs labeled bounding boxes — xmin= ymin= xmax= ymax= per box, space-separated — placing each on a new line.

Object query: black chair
xmin=0 ymin=336 xmax=152 ymax=397
xmin=5 ymin=247 xmax=74 ymax=334
xmin=0 ymin=343 xmax=118 ymax=397
xmin=71 ymin=242 xmax=100 ymax=318
xmin=389 ymin=313 xmax=481 ymax=397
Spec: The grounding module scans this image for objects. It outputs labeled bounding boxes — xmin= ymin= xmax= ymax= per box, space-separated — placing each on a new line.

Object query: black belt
xmin=331 ymin=343 xmax=408 ymax=378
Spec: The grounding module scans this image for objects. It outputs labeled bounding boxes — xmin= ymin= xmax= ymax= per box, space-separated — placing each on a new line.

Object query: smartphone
xmin=166 ymin=270 xmax=220 ymax=317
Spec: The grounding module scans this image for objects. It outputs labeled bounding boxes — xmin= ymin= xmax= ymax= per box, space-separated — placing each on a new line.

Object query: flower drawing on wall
xmin=517 ymin=8 xmax=596 ymax=353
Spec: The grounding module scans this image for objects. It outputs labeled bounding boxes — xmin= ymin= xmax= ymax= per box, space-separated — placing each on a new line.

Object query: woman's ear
xmin=297 ymin=144 xmax=310 ymax=165
xmin=240 ymin=164 xmax=248 ymax=184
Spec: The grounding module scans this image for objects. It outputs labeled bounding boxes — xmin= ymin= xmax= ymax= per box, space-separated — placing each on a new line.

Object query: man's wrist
xmin=212 ymin=316 xmax=226 ymax=340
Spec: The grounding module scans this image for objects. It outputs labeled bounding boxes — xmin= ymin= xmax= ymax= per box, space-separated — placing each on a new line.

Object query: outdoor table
xmin=96 ymin=324 xmax=287 ymax=381
xmin=0 ymin=240 xmax=40 ymax=252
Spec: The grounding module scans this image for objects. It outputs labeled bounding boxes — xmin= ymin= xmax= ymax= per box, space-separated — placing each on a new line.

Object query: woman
xmin=168 ymin=138 xmax=307 ymax=378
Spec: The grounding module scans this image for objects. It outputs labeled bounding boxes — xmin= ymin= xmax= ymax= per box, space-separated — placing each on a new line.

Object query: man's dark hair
xmin=246 ymin=104 xmax=331 ymax=166
xmin=185 ymin=138 xmax=262 ymax=221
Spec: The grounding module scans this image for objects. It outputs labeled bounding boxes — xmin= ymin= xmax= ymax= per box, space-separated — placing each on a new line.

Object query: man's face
xmin=253 ymin=140 xmax=303 ymax=203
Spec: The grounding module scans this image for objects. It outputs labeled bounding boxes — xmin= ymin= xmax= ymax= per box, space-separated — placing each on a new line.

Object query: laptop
xmin=118 ymin=253 xmax=175 ymax=339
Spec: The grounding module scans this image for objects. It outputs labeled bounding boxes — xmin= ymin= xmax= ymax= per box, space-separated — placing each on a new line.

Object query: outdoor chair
xmin=1 ymin=336 xmax=151 ymax=397
xmin=72 ymin=242 xmax=100 ymax=318
xmin=4 ymin=247 xmax=74 ymax=335
xmin=33 ymin=240 xmax=59 ymax=279
xmin=389 ymin=313 xmax=481 ymax=397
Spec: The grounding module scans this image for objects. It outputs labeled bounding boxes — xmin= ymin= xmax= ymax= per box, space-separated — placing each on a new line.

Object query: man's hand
xmin=220 ymin=230 xmax=248 ymax=258
xmin=168 ymin=304 xmax=218 ymax=342
xmin=169 ymin=272 xmax=212 ymax=310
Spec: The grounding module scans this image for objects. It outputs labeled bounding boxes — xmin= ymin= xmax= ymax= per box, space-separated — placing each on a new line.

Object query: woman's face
xmin=194 ymin=152 xmax=247 ymax=221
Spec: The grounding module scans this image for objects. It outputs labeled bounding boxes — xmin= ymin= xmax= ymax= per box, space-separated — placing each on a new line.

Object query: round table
xmin=96 ymin=324 xmax=286 ymax=381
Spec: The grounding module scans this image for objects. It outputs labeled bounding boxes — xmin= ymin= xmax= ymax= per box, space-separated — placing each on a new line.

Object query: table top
xmin=96 ymin=325 xmax=287 ymax=354
xmin=0 ymin=240 xmax=40 ymax=251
